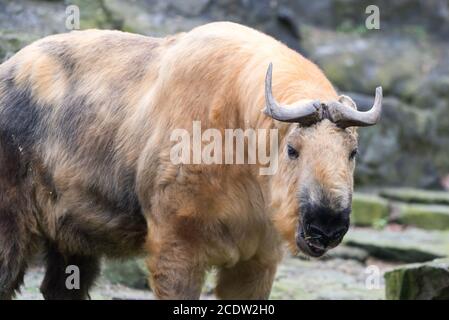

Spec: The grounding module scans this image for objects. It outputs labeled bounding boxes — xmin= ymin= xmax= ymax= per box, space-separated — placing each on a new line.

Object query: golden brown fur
xmin=0 ymin=22 xmax=358 ymax=299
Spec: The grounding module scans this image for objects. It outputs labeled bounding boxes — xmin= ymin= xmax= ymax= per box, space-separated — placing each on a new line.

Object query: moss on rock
xmin=69 ymin=0 xmax=123 ymax=30
xmin=102 ymin=258 xmax=149 ymax=289
xmin=351 ymin=193 xmax=389 ymax=227
xmin=380 ymin=188 xmax=449 ymax=205
xmin=270 ymin=256 xmax=384 ymax=300
xmin=385 ymin=258 xmax=449 ymax=300
xmin=344 ymin=227 xmax=449 ymax=263
xmin=396 ymin=204 xmax=449 ymax=230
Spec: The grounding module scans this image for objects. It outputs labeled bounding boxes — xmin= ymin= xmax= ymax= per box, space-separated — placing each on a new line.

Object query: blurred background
xmin=1 ymin=0 xmax=449 ymax=300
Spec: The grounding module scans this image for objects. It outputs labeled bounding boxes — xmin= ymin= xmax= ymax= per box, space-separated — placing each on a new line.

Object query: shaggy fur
xmin=0 ymin=22 xmax=358 ymax=299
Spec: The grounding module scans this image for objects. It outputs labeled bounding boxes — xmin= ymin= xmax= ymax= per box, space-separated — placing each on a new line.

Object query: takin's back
xmin=0 ymin=22 xmax=335 ymax=179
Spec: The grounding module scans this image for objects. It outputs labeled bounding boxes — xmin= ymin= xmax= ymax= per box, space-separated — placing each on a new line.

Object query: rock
xmin=202 ymin=270 xmax=217 ymax=295
xmin=301 ymin=26 xmax=434 ymax=97
xmin=344 ymin=227 xmax=449 ymax=263
xmin=101 ymin=0 xmax=193 ymax=36
xmin=102 ymin=258 xmax=149 ymax=290
xmin=380 ymin=188 xmax=449 ymax=205
xmin=0 ymin=0 xmax=66 ymax=35
xmin=103 ymin=0 xmax=303 ymax=50
xmin=168 ymin=0 xmax=210 ymax=16
xmin=351 ymin=193 xmax=389 ymax=227
xmin=284 ymin=0 xmax=449 ymax=37
xmin=70 ymin=0 xmax=123 ymax=30
xmin=395 ymin=204 xmax=449 ymax=231
xmin=271 ymin=256 xmax=384 ymax=299
xmin=384 ymin=258 xmax=449 ymax=300
xmin=323 ymin=245 xmax=370 ymax=263
xmin=352 ymin=94 xmax=442 ymax=188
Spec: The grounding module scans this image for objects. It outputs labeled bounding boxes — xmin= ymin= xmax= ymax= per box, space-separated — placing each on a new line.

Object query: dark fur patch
xmin=38 ymin=41 xmax=77 ymax=74
xmin=98 ymin=34 xmax=161 ymax=81
xmin=55 ymin=207 xmax=147 ymax=257
xmin=0 ymin=128 xmax=25 ymax=183
xmin=86 ymin=175 xmax=141 ymax=217
xmin=0 ymin=70 xmax=48 ymax=152
xmin=55 ymin=93 xmax=94 ymax=148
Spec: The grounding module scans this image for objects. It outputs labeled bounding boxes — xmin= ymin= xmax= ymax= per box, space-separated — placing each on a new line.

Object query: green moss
xmin=336 ymin=21 xmax=369 ymax=35
xmin=402 ymin=25 xmax=428 ymax=41
xmin=385 ymin=258 xmax=449 ymax=300
xmin=385 ymin=266 xmax=421 ymax=300
xmin=270 ymin=281 xmax=310 ymax=300
xmin=385 ymin=268 xmax=404 ymax=299
xmin=396 ymin=204 xmax=449 ymax=230
xmin=121 ymin=24 xmax=136 ymax=34
xmin=380 ymin=188 xmax=449 ymax=205
xmin=71 ymin=0 xmax=122 ymax=30
xmin=351 ymin=193 xmax=389 ymax=227
xmin=102 ymin=258 xmax=149 ymax=289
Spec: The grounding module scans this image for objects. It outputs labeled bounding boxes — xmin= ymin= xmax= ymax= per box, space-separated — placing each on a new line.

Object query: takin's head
xmin=265 ymin=63 xmax=383 ymax=257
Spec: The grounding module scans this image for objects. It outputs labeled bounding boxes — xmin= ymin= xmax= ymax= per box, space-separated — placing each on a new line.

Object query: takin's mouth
xmin=295 ymin=229 xmax=327 ymax=258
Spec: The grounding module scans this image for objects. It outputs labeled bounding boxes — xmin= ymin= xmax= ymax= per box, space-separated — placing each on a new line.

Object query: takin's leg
xmin=0 ymin=135 xmax=35 ymax=300
xmin=40 ymin=243 xmax=100 ymax=300
xmin=0 ymin=213 xmax=31 ymax=300
xmin=146 ymin=225 xmax=206 ymax=299
xmin=215 ymin=257 xmax=278 ymax=300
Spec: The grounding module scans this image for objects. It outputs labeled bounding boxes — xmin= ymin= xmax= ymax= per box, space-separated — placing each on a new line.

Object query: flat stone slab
xmin=352 ymin=193 xmax=389 ymax=227
xmin=270 ymin=256 xmax=384 ymax=300
xmin=323 ymin=245 xmax=370 ymax=263
xmin=380 ymin=188 xmax=449 ymax=205
xmin=385 ymin=258 xmax=449 ymax=300
xmin=395 ymin=203 xmax=449 ymax=230
xmin=344 ymin=227 xmax=449 ymax=263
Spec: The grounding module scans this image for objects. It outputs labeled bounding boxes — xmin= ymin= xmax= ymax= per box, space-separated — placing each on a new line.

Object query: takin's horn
xmin=263 ymin=63 xmax=383 ymax=128
xmin=325 ymin=86 xmax=383 ymax=128
xmin=263 ymin=63 xmax=322 ymax=126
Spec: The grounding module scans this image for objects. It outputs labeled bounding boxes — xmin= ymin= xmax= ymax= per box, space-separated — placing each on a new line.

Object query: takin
xmin=0 ymin=22 xmax=382 ymax=300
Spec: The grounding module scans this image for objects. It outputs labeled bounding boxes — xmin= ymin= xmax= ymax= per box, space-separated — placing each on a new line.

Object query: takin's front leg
xmin=0 ymin=213 xmax=31 ymax=300
xmin=146 ymin=225 xmax=206 ymax=299
xmin=215 ymin=257 xmax=278 ymax=300
xmin=40 ymin=243 xmax=100 ymax=300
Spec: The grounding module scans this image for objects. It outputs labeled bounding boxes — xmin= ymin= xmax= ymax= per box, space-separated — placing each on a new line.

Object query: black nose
xmin=302 ymin=206 xmax=350 ymax=249
xmin=305 ymin=224 xmax=348 ymax=248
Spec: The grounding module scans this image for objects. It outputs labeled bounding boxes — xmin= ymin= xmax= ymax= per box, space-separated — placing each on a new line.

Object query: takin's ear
xmin=338 ymin=95 xmax=357 ymax=110
xmin=337 ymin=95 xmax=359 ymax=135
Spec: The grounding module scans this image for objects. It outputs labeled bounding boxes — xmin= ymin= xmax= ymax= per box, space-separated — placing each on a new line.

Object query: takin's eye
xmin=287 ymin=145 xmax=299 ymax=160
xmin=349 ymin=148 xmax=358 ymax=161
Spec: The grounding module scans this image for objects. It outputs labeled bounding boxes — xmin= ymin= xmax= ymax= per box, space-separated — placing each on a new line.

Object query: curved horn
xmin=263 ymin=63 xmax=322 ymax=125
xmin=327 ymin=87 xmax=383 ymax=128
